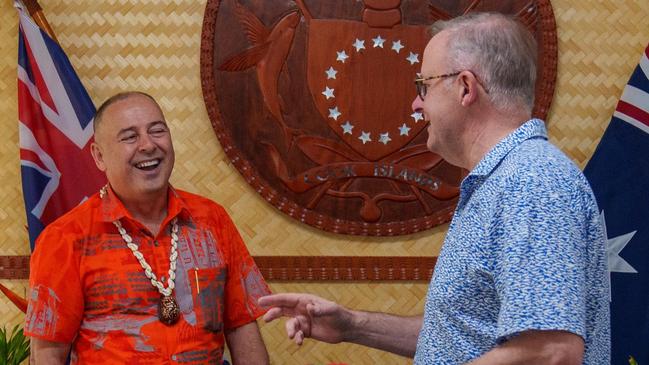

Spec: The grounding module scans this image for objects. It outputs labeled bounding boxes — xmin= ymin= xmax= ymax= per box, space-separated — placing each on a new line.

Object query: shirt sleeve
xmin=491 ymin=173 xmax=590 ymax=342
xmin=24 ymin=224 xmax=84 ymax=343
xmin=216 ymin=208 xmax=272 ymax=330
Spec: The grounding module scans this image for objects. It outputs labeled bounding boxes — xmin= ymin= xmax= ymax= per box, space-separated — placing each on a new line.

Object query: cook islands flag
xmin=17 ymin=4 xmax=104 ymax=250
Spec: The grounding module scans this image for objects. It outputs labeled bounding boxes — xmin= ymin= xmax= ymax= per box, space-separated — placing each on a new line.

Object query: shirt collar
xmin=100 ymin=184 xmax=191 ymax=225
xmin=469 ymin=118 xmax=547 ymax=177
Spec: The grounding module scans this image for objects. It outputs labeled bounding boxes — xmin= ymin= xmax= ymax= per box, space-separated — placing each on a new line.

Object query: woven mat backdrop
xmin=1 ymin=0 xmax=648 ymax=364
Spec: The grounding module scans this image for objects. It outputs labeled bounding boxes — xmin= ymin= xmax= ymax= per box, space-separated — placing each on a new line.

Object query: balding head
xmin=93 ymin=91 xmax=162 ymax=140
xmin=430 ymin=12 xmax=538 ymax=113
xmin=90 ymin=91 xmax=174 ymax=205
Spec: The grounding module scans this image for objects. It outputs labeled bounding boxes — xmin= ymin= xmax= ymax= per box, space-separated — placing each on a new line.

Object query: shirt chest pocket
xmin=188 ymin=266 xmax=227 ymax=332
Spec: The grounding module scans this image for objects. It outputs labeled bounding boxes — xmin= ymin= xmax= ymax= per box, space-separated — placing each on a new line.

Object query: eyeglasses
xmin=414 ymin=72 xmax=460 ymax=101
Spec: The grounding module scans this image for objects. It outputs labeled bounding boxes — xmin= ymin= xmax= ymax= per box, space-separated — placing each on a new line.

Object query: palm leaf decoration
xmin=0 ymin=324 xmax=30 ymax=365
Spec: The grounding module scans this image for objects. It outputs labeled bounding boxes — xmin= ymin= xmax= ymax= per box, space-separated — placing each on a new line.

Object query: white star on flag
xmin=399 ymin=123 xmax=411 ymax=136
xmin=379 ymin=132 xmax=392 ymax=145
xmin=325 ymin=66 xmax=338 ymax=80
xmin=353 ymin=38 xmax=365 ymax=52
xmin=359 ymin=131 xmax=371 ymax=144
xmin=601 ymin=210 xmax=638 ymax=301
xmin=406 ymin=52 xmax=420 ymax=65
xmin=336 ymin=50 xmax=349 ymax=63
xmin=392 ymin=40 xmax=404 ymax=53
xmin=372 ymin=35 xmax=385 ymax=48
xmin=328 ymin=106 xmax=341 ymax=120
xmin=322 ymin=86 xmax=335 ymax=100
xmin=341 ymin=121 xmax=354 ymax=135
xmin=411 ymin=111 xmax=424 ymax=122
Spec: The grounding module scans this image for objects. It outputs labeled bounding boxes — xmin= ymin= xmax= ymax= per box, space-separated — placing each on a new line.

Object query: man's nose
xmin=138 ymin=134 xmax=156 ymax=152
xmin=411 ymin=95 xmax=423 ymax=112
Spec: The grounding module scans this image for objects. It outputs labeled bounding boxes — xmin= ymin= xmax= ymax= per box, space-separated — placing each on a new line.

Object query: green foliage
xmin=0 ymin=324 xmax=30 ymax=365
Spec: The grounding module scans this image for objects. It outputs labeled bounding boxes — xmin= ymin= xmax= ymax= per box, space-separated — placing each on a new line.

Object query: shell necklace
xmin=113 ymin=217 xmax=180 ymax=325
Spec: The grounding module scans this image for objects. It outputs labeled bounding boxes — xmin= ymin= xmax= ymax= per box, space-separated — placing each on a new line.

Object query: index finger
xmin=258 ymin=293 xmax=306 ymax=308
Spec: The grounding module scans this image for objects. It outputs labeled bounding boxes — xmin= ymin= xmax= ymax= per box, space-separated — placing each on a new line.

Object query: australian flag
xmin=17 ymin=5 xmax=104 ymax=250
xmin=584 ymin=44 xmax=649 ymax=364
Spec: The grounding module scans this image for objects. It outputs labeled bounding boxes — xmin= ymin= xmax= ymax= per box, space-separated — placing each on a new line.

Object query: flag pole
xmin=21 ymin=0 xmax=59 ymax=43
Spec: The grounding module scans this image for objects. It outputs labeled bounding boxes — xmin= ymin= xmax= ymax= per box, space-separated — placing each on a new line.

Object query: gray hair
xmin=431 ymin=12 xmax=537 ymax=113
xmin=93 ymin=91 xmax=161 ymax=134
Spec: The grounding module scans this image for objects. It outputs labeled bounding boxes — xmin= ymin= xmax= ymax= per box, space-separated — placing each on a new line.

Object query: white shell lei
xmin=113 ymin=218 xmax=179 ymax=297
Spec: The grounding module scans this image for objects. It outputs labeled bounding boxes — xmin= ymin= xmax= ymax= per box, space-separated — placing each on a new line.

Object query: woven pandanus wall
xmin=1 ymin=1 xmax=648 ymax=364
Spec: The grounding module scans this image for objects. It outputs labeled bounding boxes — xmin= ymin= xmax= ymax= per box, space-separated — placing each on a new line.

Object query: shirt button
xmin=153 ymin=240 xmax=159 ymax=246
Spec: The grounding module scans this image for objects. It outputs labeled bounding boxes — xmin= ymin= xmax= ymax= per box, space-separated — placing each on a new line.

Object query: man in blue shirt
xmin=259 ymin=12 xmax=609 ymax=364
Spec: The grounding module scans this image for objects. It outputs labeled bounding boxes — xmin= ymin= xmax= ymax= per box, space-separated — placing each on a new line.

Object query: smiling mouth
xmin=135 ymin=159 xmax=161 ymax=171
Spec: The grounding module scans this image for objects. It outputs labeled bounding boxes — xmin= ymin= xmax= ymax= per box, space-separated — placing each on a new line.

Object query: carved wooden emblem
xmin=200 ymin=0 xmax=557 ymax=236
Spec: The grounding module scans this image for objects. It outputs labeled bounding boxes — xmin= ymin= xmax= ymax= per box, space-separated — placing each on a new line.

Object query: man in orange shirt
xmin=25 ymin=91 xmax=271 ymax=364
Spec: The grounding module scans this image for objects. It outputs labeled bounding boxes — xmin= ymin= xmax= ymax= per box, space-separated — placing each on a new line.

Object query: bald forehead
xmin=93 ymin=94 xmax=165 ymax=142
xmin=422 ymin=31 xmax=450 ymax=72
xmin=104 ymin=94 xmax=160 ymax=117
xmin=427 ymin=30 xmax=450 ymax=51
xmin=93 ymin=92 xmax=161 ymax=134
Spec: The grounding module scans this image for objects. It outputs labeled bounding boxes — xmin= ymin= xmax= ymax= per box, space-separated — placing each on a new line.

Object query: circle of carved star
xmin=321 ymin=34 xmax=425 ymax=146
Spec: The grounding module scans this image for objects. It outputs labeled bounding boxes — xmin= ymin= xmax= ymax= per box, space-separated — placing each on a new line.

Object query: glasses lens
xmin=415 ymin=81 xmax=426 ymax=100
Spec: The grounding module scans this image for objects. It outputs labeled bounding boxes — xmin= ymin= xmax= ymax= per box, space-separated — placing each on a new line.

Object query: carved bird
xmin=219 ymin=1 xmax=301 ymax=147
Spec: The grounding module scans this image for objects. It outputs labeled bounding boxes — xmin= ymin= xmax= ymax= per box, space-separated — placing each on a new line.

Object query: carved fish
xmin=219 ymin=1 xmax=301 ymax=146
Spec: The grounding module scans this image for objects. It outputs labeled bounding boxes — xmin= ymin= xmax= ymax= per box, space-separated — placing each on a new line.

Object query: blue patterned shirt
xmin=414 ymin=119 xmax=610 ymax=364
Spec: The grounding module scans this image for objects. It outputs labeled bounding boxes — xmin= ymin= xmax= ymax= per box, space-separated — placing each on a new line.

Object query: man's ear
xmin=458 ymin=72 xmax=478 ymax=107
xmin=90 ymin=142 xmax=106 ymax=172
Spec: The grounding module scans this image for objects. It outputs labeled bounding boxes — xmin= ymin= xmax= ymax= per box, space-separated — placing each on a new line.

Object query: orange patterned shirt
xmin=25 ymin=187 xmax=271 ymax=364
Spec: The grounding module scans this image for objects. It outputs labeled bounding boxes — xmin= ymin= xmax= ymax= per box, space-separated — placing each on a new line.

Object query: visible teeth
xmin=136 ymin=160 xmax=159 ymax=168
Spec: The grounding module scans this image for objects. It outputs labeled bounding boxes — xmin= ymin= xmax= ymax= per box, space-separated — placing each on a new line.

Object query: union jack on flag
xmin=17 ymin=5 xmax=104 ymax=250
xmin=584 ymin=43 xmax=649 ymax=364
